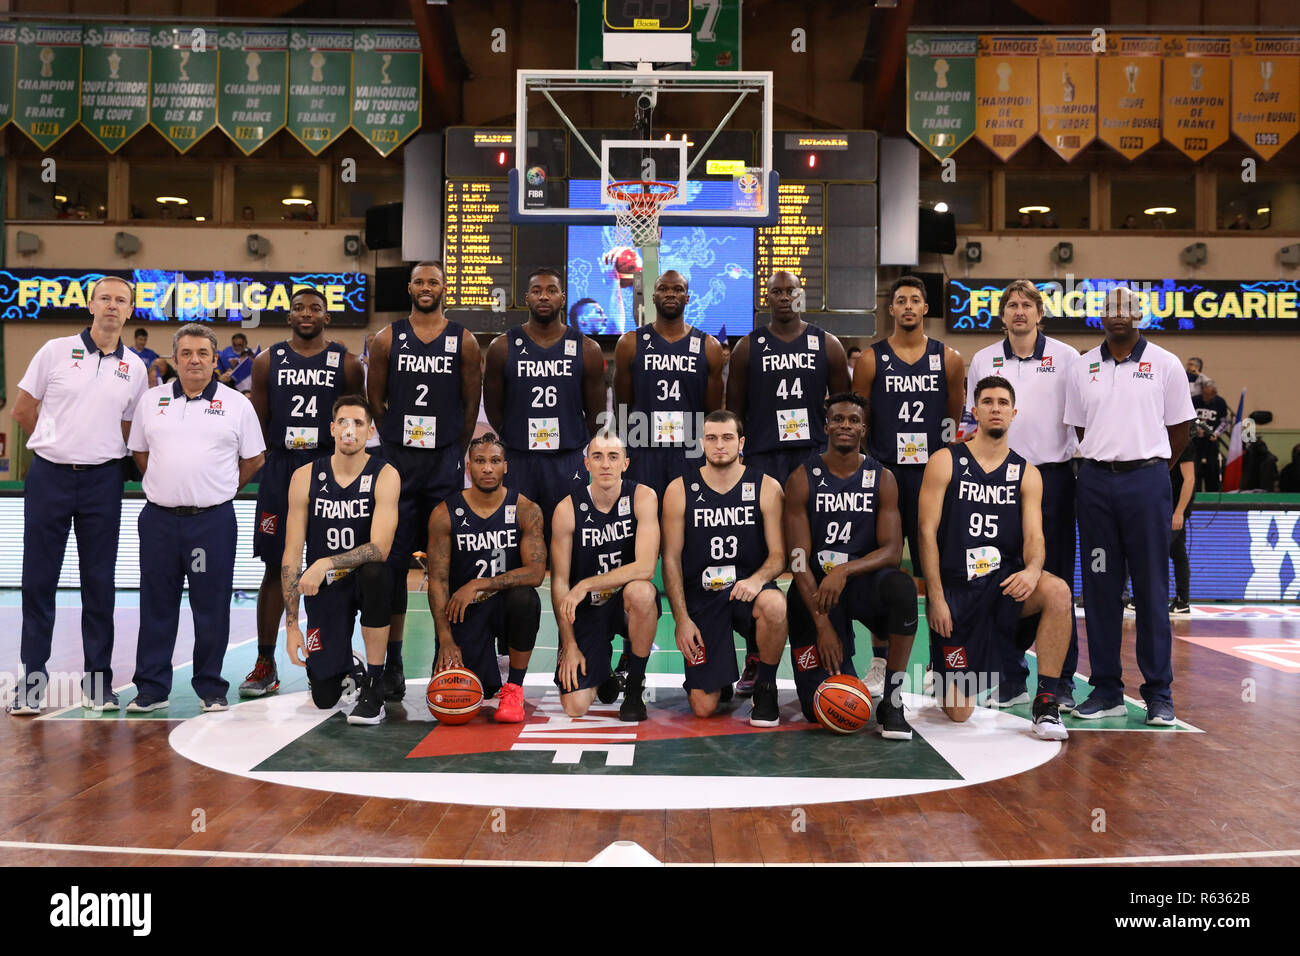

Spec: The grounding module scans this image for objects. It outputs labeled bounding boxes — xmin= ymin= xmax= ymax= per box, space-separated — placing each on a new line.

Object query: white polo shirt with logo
xmin=1064 ymin=336 xmax=1195 ymax=462
xmin=966 ymin=332 xmax=1079 ymax=465
xmin=17 ymin=328 xmax=148 ymax=466
xmin=129 ymin=378 xmax=266 ymax=508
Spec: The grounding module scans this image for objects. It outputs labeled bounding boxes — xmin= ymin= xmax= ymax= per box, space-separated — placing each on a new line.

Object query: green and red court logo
xmin=170 ymin=676 xmax=1064 ymax=809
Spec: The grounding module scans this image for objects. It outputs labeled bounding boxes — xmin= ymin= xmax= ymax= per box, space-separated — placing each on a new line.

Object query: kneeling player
xmin=551 ymin=432 xmax=660 ymax=720
xmin=663 ymin=411 xmax=788 ymax=726
xmin=918 ymin=376 xmax=1070 ymax=740
xmin=427 ymin=435 xmax=546 ymax=722
xmin=282 ymin=396 xmax=400 ymax=725
xmin=784 ymin=394 xmax=918 ymax=739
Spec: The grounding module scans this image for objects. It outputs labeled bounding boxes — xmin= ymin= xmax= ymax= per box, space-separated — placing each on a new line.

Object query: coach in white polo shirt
xmin=965 ymin=279 xmax=1082 ymax=709
xmin=127 ymin=323 xmax=265 ymax=713
xmin=10 ymin=276 xmax=148 ymax=715
xmin=1064 ymin=287 xmax=1194 ymax=726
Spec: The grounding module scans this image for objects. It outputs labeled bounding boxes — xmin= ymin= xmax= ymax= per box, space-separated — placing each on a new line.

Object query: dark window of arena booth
xmin=335 ymin=165 xmax=404 ymax=222
xmin=233 ymin=165 xmax=323 ymax=223
xmin=1110 ymin=174 xmax=1196 ymax=230
xmin=1004 ymin=172 xmax=1090 ymax=230
xmin=128 ymin=164 xmax=218 ymax=222
xmin=1216 ymin=167 xmax=1300 ymax=231
xmin=14 ymin=162 xmax=109 ymax=221
xmin=920 ymin=166 xmax=990 ymax=230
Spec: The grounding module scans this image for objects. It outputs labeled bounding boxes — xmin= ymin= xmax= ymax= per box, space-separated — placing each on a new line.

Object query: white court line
xmin=0 ymin=839 xmax=1295 ymax=867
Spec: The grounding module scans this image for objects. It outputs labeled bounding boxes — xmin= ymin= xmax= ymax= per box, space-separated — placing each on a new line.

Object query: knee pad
xmin=357 ymin=562 xmax=393 ymax=628
xmin=880 ymin=570 xmax=919 ymax=636
xmin=504 ymin=587 xmax=540 ymax=653
xmin=310 ymin=673 xmax=345 ymax=709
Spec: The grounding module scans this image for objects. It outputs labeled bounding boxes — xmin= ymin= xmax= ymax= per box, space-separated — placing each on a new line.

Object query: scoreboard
xmin=757 ymin=183 xmax=825 ymax=312
xmin=443 ymin=180 xmax=512 ymax=309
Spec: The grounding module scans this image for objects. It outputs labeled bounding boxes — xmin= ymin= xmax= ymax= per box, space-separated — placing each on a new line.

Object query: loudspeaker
xmin=374 ymin=265 xmax=412 ymax=312
xmin=1279 ymin=244 xmax=1300 ymax=266
xmin=115 ymin=232 xmax=141 ymax=256
xmin=912 ymin=272 xmax=945 ymax=316
xmin=365 ymin=203 xmax=403 ymax=251
xmin=1052 ymin=242 xmax=1074 ymax=264
xmin=964 ymin=241 xmax=982 ymax=263
xmin=16 ymin=231 xmax=41 ymax=255
xmin=246 ymin=234 xmax=270 ymax=258
xmin=1180 ymin=242 xmax=1207 ymax=266
xmin=917 ymin=207 xmax=957 ymax=254
xmin=344 ymin=234 xmax=363 ymax=257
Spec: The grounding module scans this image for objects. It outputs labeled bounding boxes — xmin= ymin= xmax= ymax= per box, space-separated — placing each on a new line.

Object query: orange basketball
xmin=813 ymin=674 xmax=873 ymax=734
xmin=426 ymin=668 xmax=484 ymax=724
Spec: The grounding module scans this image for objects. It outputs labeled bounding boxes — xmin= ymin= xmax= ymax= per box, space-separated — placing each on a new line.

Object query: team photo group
xmin=12 ymin=262 xmax=1194 ymax=744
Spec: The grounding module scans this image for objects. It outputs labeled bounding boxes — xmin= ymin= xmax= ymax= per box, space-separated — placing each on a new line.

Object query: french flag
xmin=955 ymin=404 xmax=978 ymax=442
xmin=1221 ymin=387 xmax=1246 ymax=491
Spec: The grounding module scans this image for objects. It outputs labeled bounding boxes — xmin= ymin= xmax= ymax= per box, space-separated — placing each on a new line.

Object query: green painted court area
xmin=40 ymin=584 xmax=1187 ymax=732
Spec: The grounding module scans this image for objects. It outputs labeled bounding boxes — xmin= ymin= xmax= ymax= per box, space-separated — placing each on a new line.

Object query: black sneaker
xmin=1032 ymin=693 xmax=1069 ymax=741
xmin=382 ymin=659 xmax=406 ymax=703
xmin=239 ymin=655 xmax=280 ymax=698
xmin=1169 ymin=600 xmax=1191 ymax=616
xmin=1057 ymin=682 xmax=1077 ymax=713
xmin=9 ymin=676 xmax=45 ymax=716
xmin=718 ymin=682 xmax=735 ymax=704
xmin=736 ymin=654 xmax=760 ymax=697
xmin=619 ymin=677 xmax=647 ymax=722
xmin=596 ymin=672 xmax=624 ymax=705
xmin=348 ymin=675 xmax=386 ymax=725
xmin=749 ymin=681 xmax=779 ymax=727
xmin=876 ymin=697 xmax=913 ymax=740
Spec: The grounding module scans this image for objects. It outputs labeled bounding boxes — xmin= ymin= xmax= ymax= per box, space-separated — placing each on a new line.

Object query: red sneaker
xmin=736 ymin=654 xmax=760 ymax=697
xmin=494 ymin=682 xmax=525 ymax=722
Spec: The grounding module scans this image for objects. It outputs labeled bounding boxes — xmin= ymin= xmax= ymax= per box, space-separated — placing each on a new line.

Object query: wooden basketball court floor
xmin=2 ymin=581 xmax=1298 ymax=868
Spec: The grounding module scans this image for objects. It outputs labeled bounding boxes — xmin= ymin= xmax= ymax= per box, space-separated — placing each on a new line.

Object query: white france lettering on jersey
xmin=277 ymin=368 xmax=337 ymax=387
xmin=457 ymin=528 xmax=519 ymax=553
xmin=883 ymin=373 xmax=940 ymax=392
xmin=693 ymin=505 xmax=756 ymax=528
xmin=642 ymin=353 xmax=698 ymax=373
xmin=516 ymin=359 xmax=573 ymax=377
xmin=313 ymin=497 xmax=371 ymax=520
xmin=760 ymin=353 xmax=816 ymax=373
xmin=397 ymin=354 xmax=454 ymax=375
xmin=816 ymin=491 xmax=874 ymax=513
xmin=957 ymin=480 xmax=1017 ymax=505
xmin=580 ymin=518 xmax=633 ymax=548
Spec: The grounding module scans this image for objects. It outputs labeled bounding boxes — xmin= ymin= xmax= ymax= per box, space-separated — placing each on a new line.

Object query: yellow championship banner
xmin=975 ymin=35 xmax=1038 ymax=160
xmin=1232 ymin=35 xmax=1300 ymax=160
xmin=1098 ymin=34 xmax=1162 ymax=159
xmin=1038 ymin=35 xmax=1097 ymax=161
xmin=1163 ymin=36 xmax=1231 ymax=161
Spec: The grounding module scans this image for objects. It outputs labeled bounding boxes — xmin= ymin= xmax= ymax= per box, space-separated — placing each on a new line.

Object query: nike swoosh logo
xmin=902 ymin=619 xmax=917 ymax=628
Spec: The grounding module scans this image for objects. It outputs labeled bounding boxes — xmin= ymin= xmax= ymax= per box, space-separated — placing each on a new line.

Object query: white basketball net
xmin=609 ymin=181 xmax=678 ymax=248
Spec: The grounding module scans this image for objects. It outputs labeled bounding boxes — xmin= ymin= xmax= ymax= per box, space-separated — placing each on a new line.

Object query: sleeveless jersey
xmin=447 ymin=488 xmax=523 ymax=599
xmin=501 ymin=324 xmax=587 ymax=453
xmin=938 ymin=449 xmax=1026 ymax=583
xmin=745 ymin=324 xmax=830 ymax=454
xmin=682 ymin=465 xmax=768 ymax=596
xmin=868 ymin=337 xmax=949 ymax=466
xmin=630 ymin=325 xmax=709 ymax=447
xmin=804 ymin=454 xmax=882 ymax=579
xmin=379 ymin=317 xmax=466 ymax=449
xmin=568 ymin=479 xmax=641 ymax=607
xmin=266 ymin=341 xmax=348 ymax=456
xmin=305 ymin=454 xmax=386 ymax=582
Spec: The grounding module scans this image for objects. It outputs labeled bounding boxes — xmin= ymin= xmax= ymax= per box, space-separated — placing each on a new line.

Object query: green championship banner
xmin=906 ymin=33 xmax=977 ymax=162
xmin=351 ymin=28 xmax=422 ymax=156
xmin=217 ymin=26 xmax=287 ymax=154
xmin=80 ymin=23 xmax=151 ymax=152
xmin=0 ymin=25 xmax=16 ymax=129
xmin=13 ymin=22 xmax=82 ymax=150
xmin=286 ymin=27 xmax=352 ymax=154
xmin=149 ymin=25 xmax=219 ymax=153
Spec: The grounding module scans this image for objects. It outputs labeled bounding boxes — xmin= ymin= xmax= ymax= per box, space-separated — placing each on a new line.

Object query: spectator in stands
xmin=846 ymin=345 xmax=862 ymax=382
xmin=1192 ymin=379 xmax=1231 ymax=492
xmin=1169 ymin=442 xmax=1195 ymax=615
xmin=1120 ymin=214 xmax=1138 ymax=229
xmin=218 ymin=332 xmax=256 ymax=394
xmin=1185 ymin=357 xmax=1208 ymax=399
xmin=1279 ymin=444 xmax=1300 ymax=494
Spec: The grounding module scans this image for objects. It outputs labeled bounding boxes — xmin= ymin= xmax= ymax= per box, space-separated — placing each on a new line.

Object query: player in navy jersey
xmin=242 ymin=289 xmax=364 ymax=699
xmin=612 ymin=270 xmax=725 ymax=500
xmin=917 ymin=376 xmax=1071 ymax=740
xmin=662 ymin=410 xmax=788 ymax=727
xmin=783 ymin=393 xmax=919 ymax=739
xmin=550 ymin=432 xmax=660 ymax=721
xmin=427 ymin=435 xmax=546 ymax=723
xmin=280 ymin=395 xmax=400 ymax=725
xmin=484 ymin=267 xmax=607 ymax=544
xmin=367 ymin=262 xmax=482 ymax=705
xmin=725 ymin=270 xmax=850 ymax=695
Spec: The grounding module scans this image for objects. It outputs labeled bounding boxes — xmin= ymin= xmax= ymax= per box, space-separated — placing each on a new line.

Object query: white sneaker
xmin=865 ymin=656 xmax=887 ymax=701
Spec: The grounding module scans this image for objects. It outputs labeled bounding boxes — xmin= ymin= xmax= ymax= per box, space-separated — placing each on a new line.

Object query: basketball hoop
xmin=608 ymin=180 xmax=678 ymax=247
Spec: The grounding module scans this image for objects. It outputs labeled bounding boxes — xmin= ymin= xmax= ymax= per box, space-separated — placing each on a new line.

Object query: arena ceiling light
xmin=195 ymin=216 xmax=206 ymax=222
xmin=933 ymin=201 xmax=949 ymax=213
xmin=1144 ymin=206 xmax=1176 ymax=215
xmin=281 ymin=197 xmax=313 ymax=206
xmin=1018 ymin=205 xmax=1051 ymax=214
xmin=155 ymin=196 xmax=188 ymax=205
xmin=1257 ymin=206 xmax=1271 ymax=215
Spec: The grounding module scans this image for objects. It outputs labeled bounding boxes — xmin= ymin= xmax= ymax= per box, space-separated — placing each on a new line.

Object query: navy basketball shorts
xmin=682 ymin=581 xmax=779 ymax=693
xmin=930 ymin=568 xmax=1025 ymax=691
xmin=882 ymin=462 xmax=926 ymax=569
xmin=449 ymin=595 xmax=508 ymax=700
xmin=503 ymin=447 xmax=588 ymax=529
xmin=303 ymin=571 xmax=363 ymax=682
xmin=742 ymin=447 xmax=819 ymax=486
xmin=384 ymin=441 xmax=465 ymax=611
xmin=253 ymin=449 xmax=316 ymax=566
xmin=555 ymin=588 xmax=662 ymax=694
xmin=626 ymin=446 xmax=689 ymax=504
